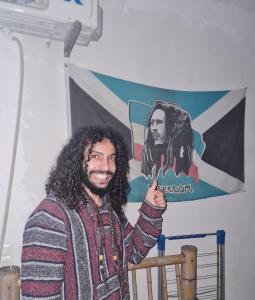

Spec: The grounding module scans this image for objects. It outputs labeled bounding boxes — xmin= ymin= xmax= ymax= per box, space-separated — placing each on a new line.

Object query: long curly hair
xmin=45 ymin=126 xmax=130 ymax=221
xmin=142 ymin=100 xmax=193 ymax=178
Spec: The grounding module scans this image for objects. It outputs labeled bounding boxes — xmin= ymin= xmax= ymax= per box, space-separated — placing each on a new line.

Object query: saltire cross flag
xmin=66 ymin=64 xmax=246 ymax=203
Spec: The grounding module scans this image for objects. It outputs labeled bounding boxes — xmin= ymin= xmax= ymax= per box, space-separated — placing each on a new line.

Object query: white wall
xmin=1 ymin=0 xmax=255 ymax=299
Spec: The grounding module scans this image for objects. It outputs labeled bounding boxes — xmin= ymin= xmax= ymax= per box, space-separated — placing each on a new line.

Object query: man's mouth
xmin=152 ymin=133 xmax=160 ymax=139
xmin=94 ymin=173 xmax=110 ymax=180
xmin=89 ymin=171 xmax=113 ymax=181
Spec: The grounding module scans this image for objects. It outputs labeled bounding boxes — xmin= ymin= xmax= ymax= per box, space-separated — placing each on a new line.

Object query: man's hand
xmin=145 ymin=180 xmax=167 ymax=208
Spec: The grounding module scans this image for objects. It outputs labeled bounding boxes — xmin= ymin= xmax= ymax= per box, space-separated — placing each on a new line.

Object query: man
xmin=141 ymin=100 xmax=194 ymax=178
xmin=21 ymin=126 xmax=166 ymax=299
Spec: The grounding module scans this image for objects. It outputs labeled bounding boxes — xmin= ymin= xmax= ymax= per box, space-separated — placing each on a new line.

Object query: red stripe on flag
xmin=133 ymin=143 xmax=143 ymax=161
xmin=189 ymin=162 xmax=199 ymax=183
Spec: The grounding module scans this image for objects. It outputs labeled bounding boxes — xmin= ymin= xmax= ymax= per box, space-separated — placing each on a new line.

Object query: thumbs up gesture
xmin=145 ymin=180 xmax=167 ymax=208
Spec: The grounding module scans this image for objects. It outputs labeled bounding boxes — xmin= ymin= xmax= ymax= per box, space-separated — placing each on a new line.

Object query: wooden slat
xmin=161 ymin=266 xmax=168 ymax=300
xmin=131 ymin=269 xmax=138 ymax=300
xmin=146 ymin=268 xmax=153 ymax=300
xmin=128 ymin=254 xmax=185 ymax=271
xmin=175 ymin=264 xmax=182 ymax=300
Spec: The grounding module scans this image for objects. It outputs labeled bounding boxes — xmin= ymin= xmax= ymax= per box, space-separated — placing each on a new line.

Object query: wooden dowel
xmin=175 ymin=264 xmax=182 ymax=300
xmin=128 ymin=254 xmax=185 ymax=271
xmin=131 ymin=270 xmax=138 ymax=300
xmin=181 ymin=245 xmax=197 ymax=300
xmin=161 ymin=266 xmax=168 ymax=300
xmin=146 ymin=268 xmax=153 ymax=300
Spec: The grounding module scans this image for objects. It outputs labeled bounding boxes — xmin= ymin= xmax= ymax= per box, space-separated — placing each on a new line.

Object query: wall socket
xmin=0 ymin=244 xmax=13 ymax=267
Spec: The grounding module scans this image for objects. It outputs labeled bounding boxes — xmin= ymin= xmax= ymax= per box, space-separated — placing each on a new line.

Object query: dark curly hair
xmin=45 ymin=126 xmax=130 ymax=221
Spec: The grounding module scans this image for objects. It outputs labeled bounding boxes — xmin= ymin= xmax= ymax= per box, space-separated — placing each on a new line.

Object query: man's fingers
xmin=155 ymin=191 xmax=164 ymax=198
xmin=149 ymin=179 xmax=158 ymax=191
xmin=146 ymin=180 xmax=167 ymax=208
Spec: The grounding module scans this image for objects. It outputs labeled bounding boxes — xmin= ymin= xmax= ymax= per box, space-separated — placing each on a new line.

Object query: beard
xmin=81 ymin=169 xmax=115 ymax=196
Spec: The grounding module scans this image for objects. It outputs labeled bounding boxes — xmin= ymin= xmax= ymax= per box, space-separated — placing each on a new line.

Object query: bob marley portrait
xmin=141 ymin=100 xmax=194 ymax=178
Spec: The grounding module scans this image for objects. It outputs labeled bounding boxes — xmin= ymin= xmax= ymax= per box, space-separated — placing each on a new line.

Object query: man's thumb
xmin=150 ymin=179 xmax=158 ymax=191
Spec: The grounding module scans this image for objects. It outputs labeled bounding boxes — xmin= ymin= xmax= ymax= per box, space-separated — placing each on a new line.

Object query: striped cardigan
xmin=21 ymin=197 xmax=165 ymax=299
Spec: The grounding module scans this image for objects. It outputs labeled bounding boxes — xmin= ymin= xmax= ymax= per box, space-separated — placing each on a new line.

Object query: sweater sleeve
xmin=123 ymin=200 xmax=165 ymax=265
xmin=21 ymin=207 xmax=67 ymax=299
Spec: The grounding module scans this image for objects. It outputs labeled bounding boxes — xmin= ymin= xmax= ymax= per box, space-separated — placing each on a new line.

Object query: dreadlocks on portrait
xmin=142 ymin=100 xmax=194 ymax=179
xmin=21 ymin=126 xmax=166 ymax=300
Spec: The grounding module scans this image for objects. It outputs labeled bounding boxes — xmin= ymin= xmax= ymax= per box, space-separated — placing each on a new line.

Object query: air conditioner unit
xmin=0 ymin=0 xmax=103 ymax=56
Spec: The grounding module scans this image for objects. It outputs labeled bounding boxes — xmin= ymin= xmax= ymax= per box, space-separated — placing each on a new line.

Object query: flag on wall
xmin=66 ymin=64 xmax=246 ymax=202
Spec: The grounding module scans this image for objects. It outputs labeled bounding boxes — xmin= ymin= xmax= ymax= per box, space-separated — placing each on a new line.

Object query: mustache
xmin=88 ymin=170 xmax=114 ymax=176
xmin=152 ymin=132 xmax=160 ymax=137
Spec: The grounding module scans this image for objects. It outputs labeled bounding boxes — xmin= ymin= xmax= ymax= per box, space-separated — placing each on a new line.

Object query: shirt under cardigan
xmin=21 ymin=196 xmax=165 ymax=299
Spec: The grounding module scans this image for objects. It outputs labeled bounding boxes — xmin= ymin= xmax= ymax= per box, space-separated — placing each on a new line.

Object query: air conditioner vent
xmin=0 ymin=0 xmax=102 ymax=56
xmin=0 ymin=0 xmax=49 ymax=10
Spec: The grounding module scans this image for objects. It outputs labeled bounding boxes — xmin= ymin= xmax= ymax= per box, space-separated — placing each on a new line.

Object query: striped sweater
xmin=21 ymin=197 xmax=165 ymax=299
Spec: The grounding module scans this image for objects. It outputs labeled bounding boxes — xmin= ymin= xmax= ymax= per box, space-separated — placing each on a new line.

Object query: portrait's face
xmin=83 ymin=138 xmax=116 ymax=194
xmin=150 ymin=108 xmax=166 ymax=145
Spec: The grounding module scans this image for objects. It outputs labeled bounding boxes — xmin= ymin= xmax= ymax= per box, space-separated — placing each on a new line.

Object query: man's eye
xmin=110 ymin=156 xmax=116 ymax=161
xmin=90 ymin=154 xmax=99 ymax=159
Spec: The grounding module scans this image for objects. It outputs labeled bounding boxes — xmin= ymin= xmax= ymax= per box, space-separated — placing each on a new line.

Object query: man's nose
xmin=151 ymin=124 xmax=157 ymax=131
xmin=100 ymin=158 xmax=110 ymax=171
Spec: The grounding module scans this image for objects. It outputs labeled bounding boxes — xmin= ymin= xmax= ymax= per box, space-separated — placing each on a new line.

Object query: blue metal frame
xmin=157 ymin=230 xmax=225 ymax=300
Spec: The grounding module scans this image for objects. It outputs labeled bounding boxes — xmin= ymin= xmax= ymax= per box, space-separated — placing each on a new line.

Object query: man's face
xmin=150 ymin=108 xmax=166 ymax=145
xmin=83 ymin=138 xmax=116 ymax=195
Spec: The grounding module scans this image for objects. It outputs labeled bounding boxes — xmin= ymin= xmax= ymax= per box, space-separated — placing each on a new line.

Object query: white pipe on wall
xmin=0 ymin=32 xmax=24 ymax=263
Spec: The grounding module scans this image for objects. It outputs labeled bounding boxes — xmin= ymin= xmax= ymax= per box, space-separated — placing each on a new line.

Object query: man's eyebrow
xmin=108 ymin=153 xmax=117 ymax=157
xmin=90 ymin=150 xmax=103 ymax=155
xmin=90 ymin=150 xmax=116 ymax=156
